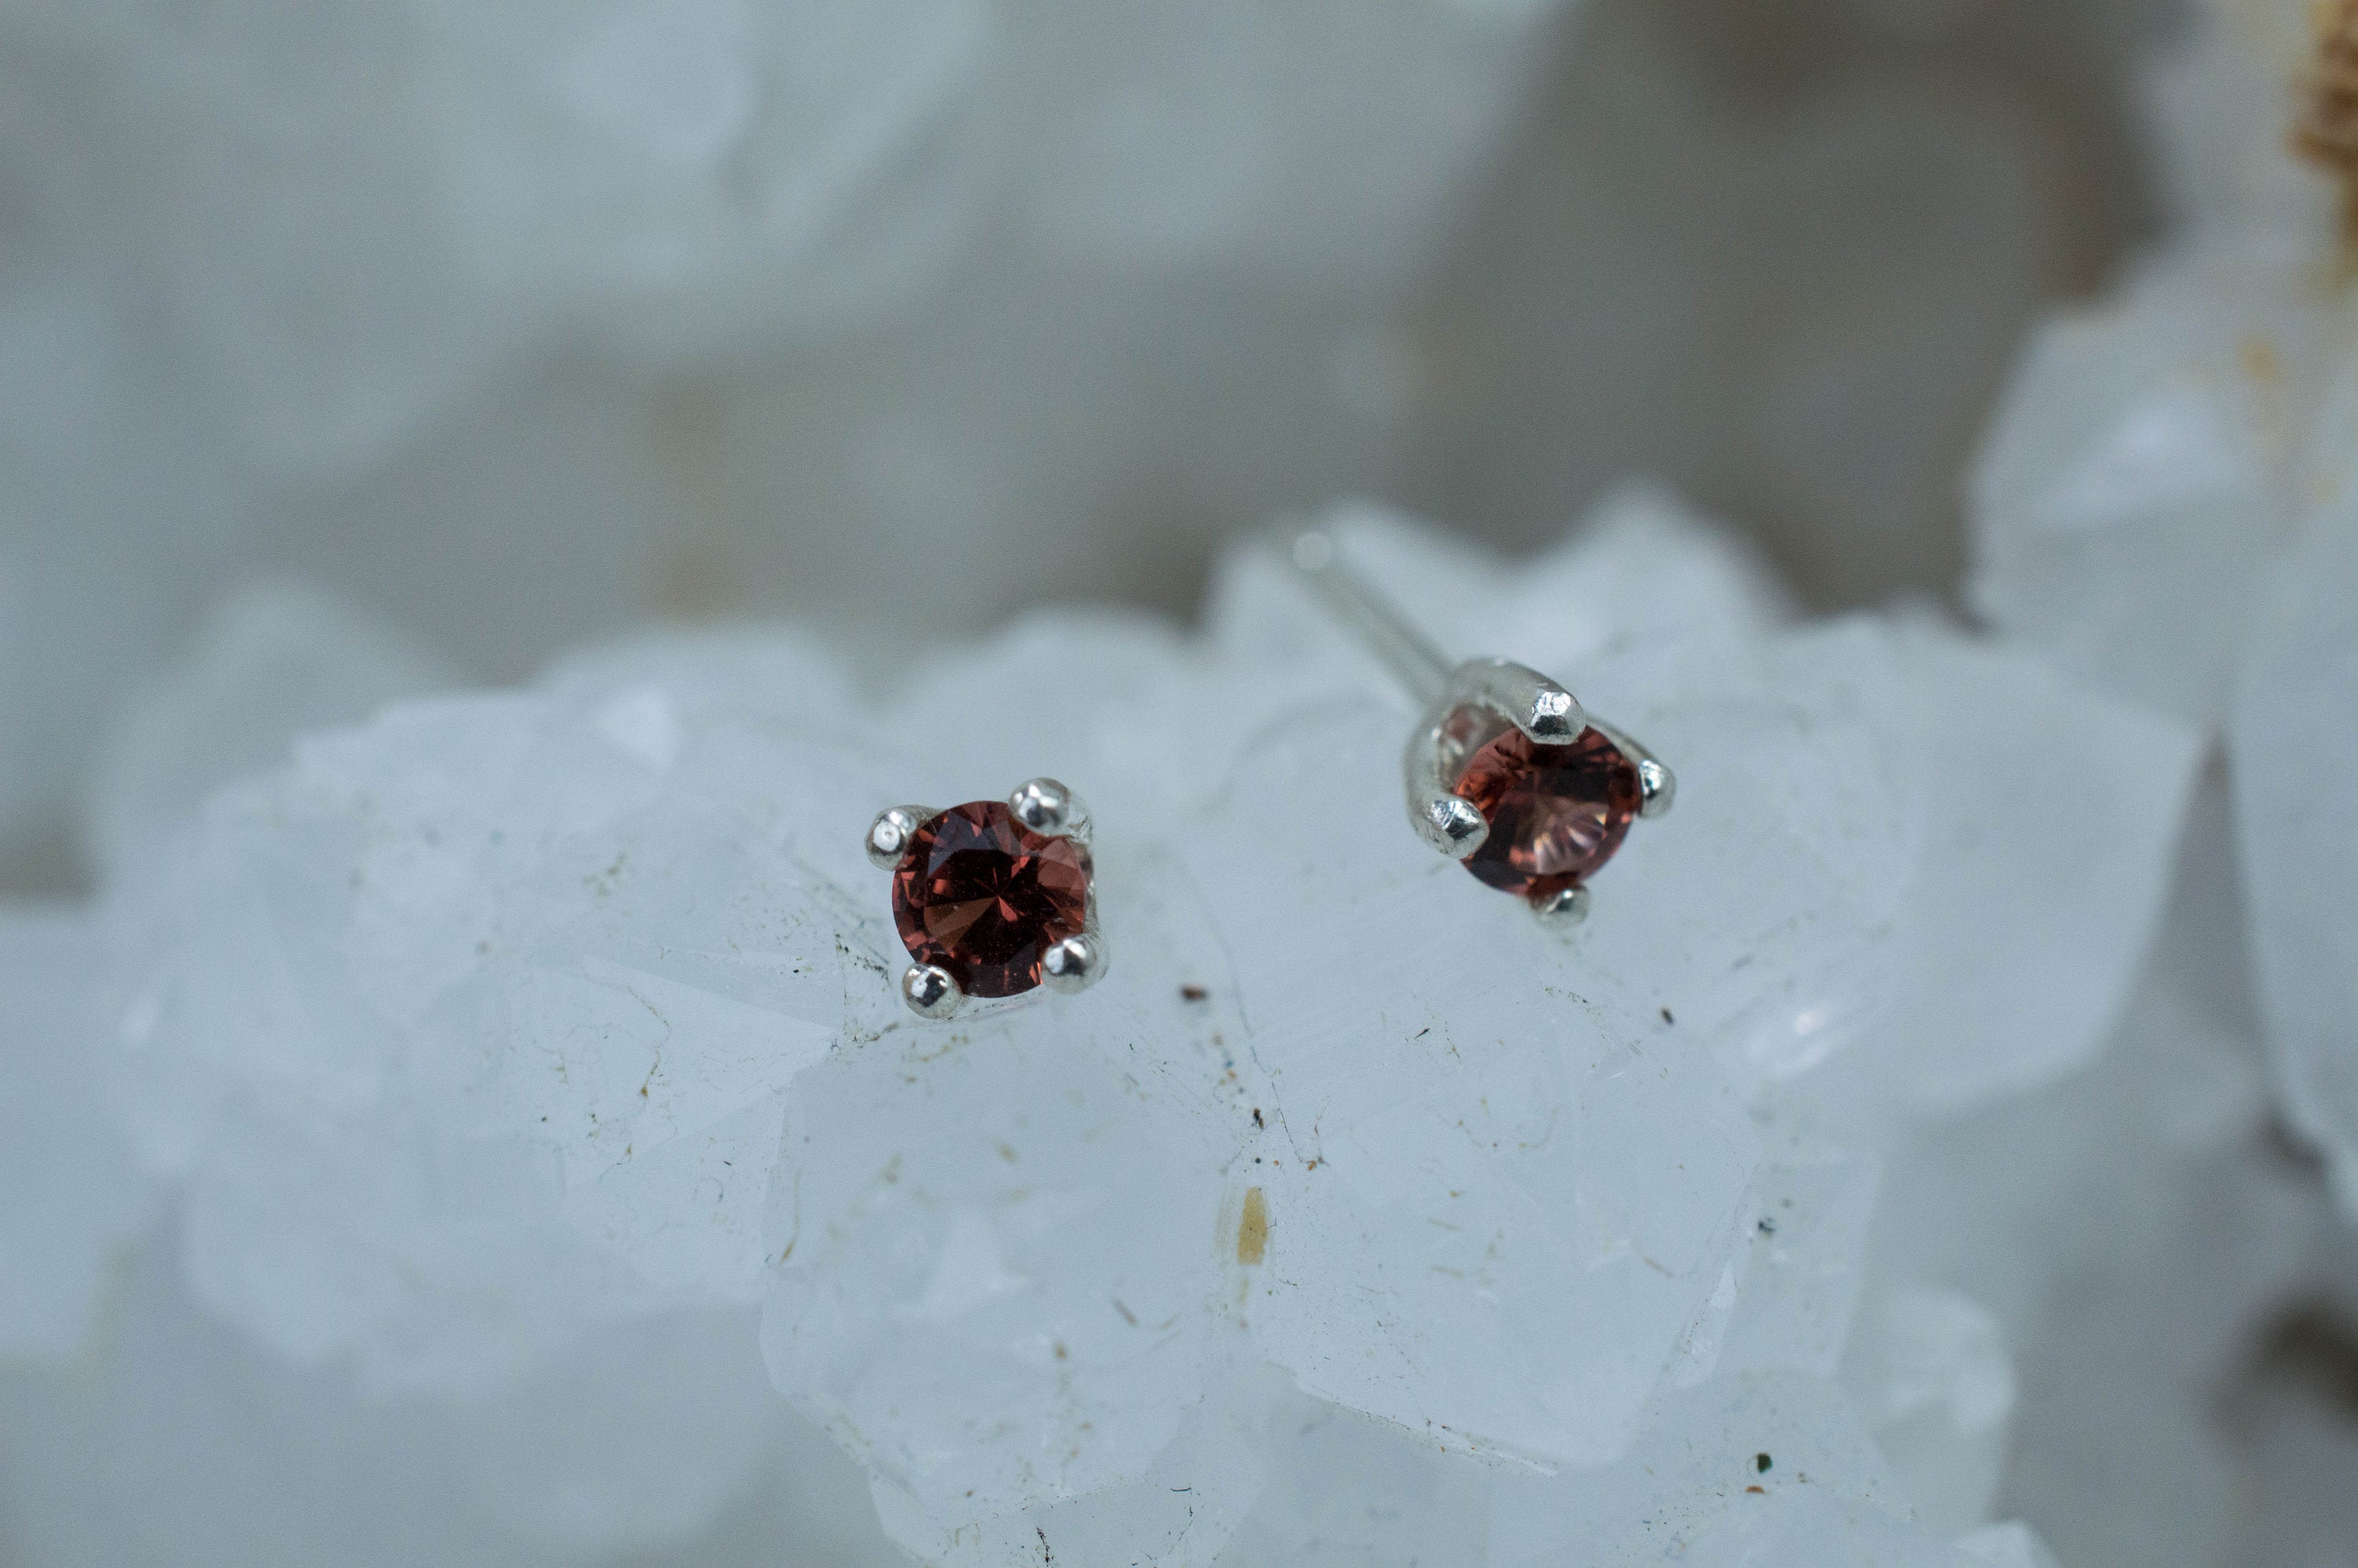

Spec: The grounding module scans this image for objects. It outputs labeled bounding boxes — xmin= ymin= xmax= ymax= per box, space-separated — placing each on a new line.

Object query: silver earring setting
xmin=1288 ymin=531 xmax=1673 ymax=931
xmin=867 ymin=779 xmax=1106 ymax=1018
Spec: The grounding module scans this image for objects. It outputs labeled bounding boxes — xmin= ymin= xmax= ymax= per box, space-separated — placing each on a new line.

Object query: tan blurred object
xmin=2297 ymin=0 xmax=2358 ymax=228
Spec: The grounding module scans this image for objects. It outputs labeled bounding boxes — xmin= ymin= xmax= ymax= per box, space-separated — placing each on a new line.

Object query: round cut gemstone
xmin=891 ymin=801 xmax=1093 ymax=998
xmin=1447 ymin=710 xmax=1642 ymax=901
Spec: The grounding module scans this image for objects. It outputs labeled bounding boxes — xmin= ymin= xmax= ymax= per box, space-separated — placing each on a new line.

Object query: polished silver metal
xmin=866 ymin=805 xmax=937 ymax=870
xmin=1286 ymin=527 xmax=1674 ymax=932
xmin=1045 ymin=851 xmax=1111 ymax=998
xmin=1636 ymin=759 xmax=1674 ymax=819
xmin=1420 ymin=794 xmax=1490 ymax=857
xmin=1041 ymin=929 xmax=1106 ymax=993
xmin=1009 ymin=777 xmax=1091 ymax=844
xmin=901 ymin=963 xmax=962 ymax=1019
xmin=1531 ymin=884 xmax=1591 ymax=930
xmin=1449 ymin=657 xmax=1584 ymax=745
xmin=1586 ymin=721 xmax=1673 ymax=820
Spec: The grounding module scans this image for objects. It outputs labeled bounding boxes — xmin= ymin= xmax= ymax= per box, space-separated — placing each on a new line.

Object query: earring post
xmin=1284 ymin=529 xmax=1454 ymax=706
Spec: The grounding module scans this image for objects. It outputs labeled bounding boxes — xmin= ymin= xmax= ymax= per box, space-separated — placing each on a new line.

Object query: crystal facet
xmin=891 ymin=801 xmax=1092 ymax=998
xmin=1448 ymin=710 xmax=1642 ymax=900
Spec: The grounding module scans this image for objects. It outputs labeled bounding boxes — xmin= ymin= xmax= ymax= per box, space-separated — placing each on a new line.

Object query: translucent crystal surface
xmin=1011 ymin=0 xmax=1563 ymax=287
xmin=1487 ymin=1367 xmax=1971 ymax=1567
xmin=0 ymin=0 xmax=1575 ymax=479
xmin=1841 ymin=1286 xmax=2015 ymax=1534
xmin=6 ymin=500 xmax=2224 ymax=1563
xmin=762 ymin=929 xmax=1243 ymax=1518
xmin=1968 ymin=257 xmax=2323 ymax=729
xmin=2233 ymin=505 xmax=2358 ymax=1210
xmin=1868 ymin=787 xmax=2317 ymax=1568
xmin=0 ymin=272 xmax=250 ymax=844
xmin=1957 ymin=0 xmax=2358 ymax=1247
xmin=86 ymin=579 xmax=455 ymax=880
xmin=0 ymin=909 xmax=156 ymax=1357
xmin=1955 ymin=1521 xmax=2064 ymax=1568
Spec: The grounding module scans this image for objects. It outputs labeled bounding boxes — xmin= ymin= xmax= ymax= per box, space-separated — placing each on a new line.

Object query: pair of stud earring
xmin=865 ymin=531 xmax=1674 ymax=1019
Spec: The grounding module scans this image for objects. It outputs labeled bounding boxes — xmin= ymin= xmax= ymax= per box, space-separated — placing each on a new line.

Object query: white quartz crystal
xmin=1710 ymin=1139 xmax=1881 ymax=1381
xmin=1967 ymin=255 xmax=2325 ymax=730
xmin=32 ymin=494 xmax=2221 ymax=1563
xmin=1953 ymin=1521 xmax=2063 ymax=1568
xmin=0 ymin=271 xmax=250 ymax=846
xmin=86 ymin=579 xmax=456 ymax=882
xmin=2141 ymin=0 xmax=2343 ymax=242
xmin=1820 ymin=622 xmax=2203 ymax=1121
xmin=0 ymin=0 xmax=990 ymax=472
xmin=1192 ymin=698 xmax=1758 ymax=1467
xmin=1210 ymin=1385 xmax=1493 ymax=1568
xmin=112 ymin=680 xmax=904 ymax=1384
xmin=1842 ymin=1286 xmax=2015 ymax=1536
xmin=1487 ymin=1367 xmax=1970 ymax=1567
xmin=1867 ymin=786 xmax=2318 ymax=1568
xmin=1011 ymin=0 xmax=1566 ymax=287
xmin=1959 ymin=0 xmax=2358 ymax=1243
xmin=0 ymin=1241 xmax=907 ymax=1567
xmin=760 ymin=900 xmax=1246 ymax=1522
xmin=417 ymin=0 xmax=993 ymax=362
xmin=0 ymin=909 xmax=156 ymax=1357
xmin=2232 ymin=503 xmax=2358 ymax=1211
xmin=0 ymin=0 xmax=1577 ymax=478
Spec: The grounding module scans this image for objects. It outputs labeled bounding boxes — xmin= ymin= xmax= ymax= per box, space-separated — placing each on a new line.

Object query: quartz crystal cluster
xmin=6 ymin=2 xmax=2358 ymax=1566
xmin=1973 ymin=0 xmax=2358 ymax=1216
xmin=4 ymin=488 xmax=2214 ymax=1567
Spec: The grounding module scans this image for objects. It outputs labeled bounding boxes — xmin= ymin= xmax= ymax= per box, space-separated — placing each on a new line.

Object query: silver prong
xmin=1589 ymin=721 xmax=1674 ymax=821
xmin=1636 ymin=758 xmax=1675 ymax=819
xmin=1009 ymin=777 xmax=1090 ymax=843
xmin=1449 ymin=659 xmax=1583 ymax=746
xmin=1403 ymin=713 xmax=1489 ymax=857
xmin=902 ymin=963 xmax=962 ymax=1019
xmin=866 ymin=806 xmax=934 ymax=870
xmin=1041 ymin=932 xmax=1106 ymax=993
xmin=1421 ymin=795 xmax=1489 ymax=857
xmin=1531 ymin=884 xmax=1590 ymax=931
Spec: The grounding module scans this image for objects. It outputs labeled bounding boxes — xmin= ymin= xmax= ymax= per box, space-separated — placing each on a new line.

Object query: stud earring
xmin=866 ymin=779 xmax=1106 ymax=1018
xmin=1287 ymin=531 xmax=1673 ymax=930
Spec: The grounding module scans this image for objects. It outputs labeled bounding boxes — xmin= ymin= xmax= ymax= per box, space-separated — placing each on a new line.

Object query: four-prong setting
xmin=869 ymin=784 xmax=1104 ymax=1019
xmin=1285 ymin=524 xmax=1676 ymax=936
xmin=1404 ymin=661 xmax=1673 ymax=935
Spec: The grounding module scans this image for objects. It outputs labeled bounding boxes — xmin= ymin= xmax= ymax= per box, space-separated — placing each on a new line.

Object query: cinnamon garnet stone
xmin=1445 ymin=705 xmax=1642 ymax=902
xmin=891 ymin=801 xmax=1092 ymax=998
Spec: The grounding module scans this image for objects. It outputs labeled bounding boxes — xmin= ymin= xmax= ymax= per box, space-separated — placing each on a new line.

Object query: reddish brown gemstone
xmin=892 ymin=801 xmax=1093 ymax=998
xmin=1448 ymin=708 xmax=1641 ymax=901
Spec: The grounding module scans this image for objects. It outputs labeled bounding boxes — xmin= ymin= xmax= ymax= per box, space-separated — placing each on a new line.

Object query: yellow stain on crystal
xmin=1236 ymin=1188 xmax=1269 ymax=1265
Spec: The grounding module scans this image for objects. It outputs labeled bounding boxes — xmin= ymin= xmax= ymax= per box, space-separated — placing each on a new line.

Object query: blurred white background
xmin=0 ymin=0 xmax=2172 ymax=892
